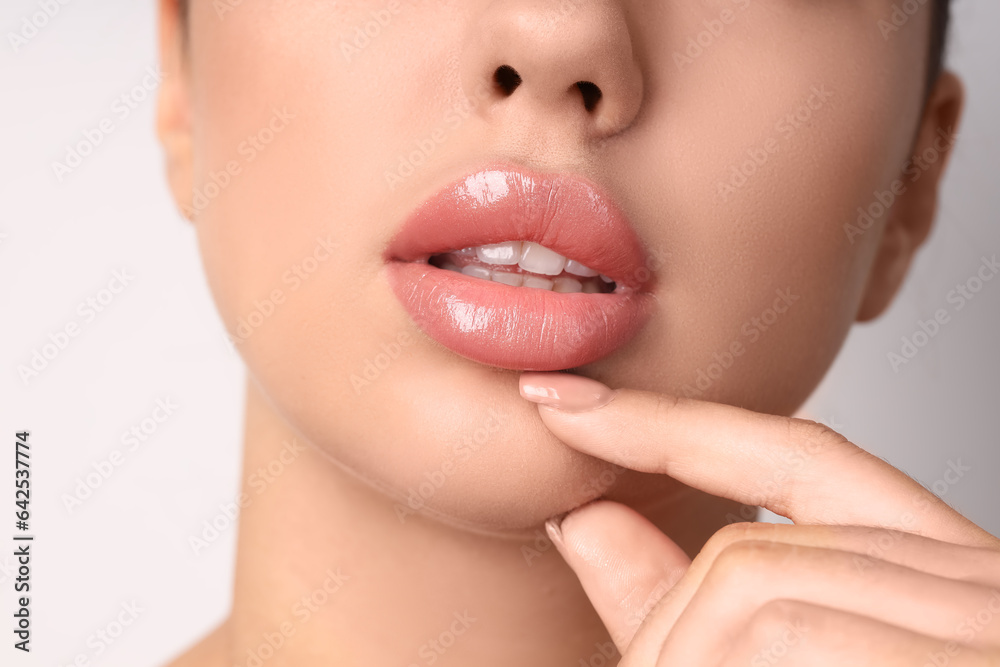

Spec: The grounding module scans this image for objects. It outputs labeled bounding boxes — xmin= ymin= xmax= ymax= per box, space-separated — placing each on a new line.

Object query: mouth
xmin=383 ymin=163 xmax=657 ymax=371
xmin=427 ymin=242 xmax=617 ymax=294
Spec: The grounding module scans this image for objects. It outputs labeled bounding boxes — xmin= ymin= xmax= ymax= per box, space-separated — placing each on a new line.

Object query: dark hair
xmin=176 ymin=0 xmax=951 ymax=97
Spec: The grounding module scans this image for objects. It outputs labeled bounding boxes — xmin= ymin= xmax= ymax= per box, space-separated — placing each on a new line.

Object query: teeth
xmin=552 ymin=276 xmax=583 ymax=293
xmin=518 ymin=242 xmax=566 ymax=276
xmin=491 ymin=270 xmax=523 ymax=287
xmin=522 ymin=276 xmax=555 ymax=290
xmin=565 ymin=259 xmax=599 ymax=277
xmin=435 ymin=240 xmax=618 ymax=294
xmin=461 ymin=265 xmax=491 ymax=280
xmin=476 ymin=241 xmax=522 ymax=265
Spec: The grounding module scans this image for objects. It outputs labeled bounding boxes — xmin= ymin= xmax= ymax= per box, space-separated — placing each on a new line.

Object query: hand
xmin=519 ymin=372 xmax=1000 ymax=666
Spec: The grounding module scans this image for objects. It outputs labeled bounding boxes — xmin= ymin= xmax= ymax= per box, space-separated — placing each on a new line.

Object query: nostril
xmin=493 ymin=65 xmax=522 ymax=96
xmin=575 ymin=81 xmax=602 ymax=112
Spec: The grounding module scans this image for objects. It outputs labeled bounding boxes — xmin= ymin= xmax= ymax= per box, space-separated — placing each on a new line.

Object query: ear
xmin=855 ymin=71 xmax=964 ymax=322
xmin=156 ymin=0 xmax=195 ymax=221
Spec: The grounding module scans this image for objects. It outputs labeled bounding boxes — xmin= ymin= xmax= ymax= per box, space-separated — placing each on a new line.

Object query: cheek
xmin=189 ymin=1 xmax=480 ymax=330
xmin=188 ymin=3 xmax=455 ymax=372
xmin=590 ymin=0 xmax=928 ymax=413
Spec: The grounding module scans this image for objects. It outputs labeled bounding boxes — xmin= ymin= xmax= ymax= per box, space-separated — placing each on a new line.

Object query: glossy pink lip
xmin=384 ymin=163 xmax=657 ymax=371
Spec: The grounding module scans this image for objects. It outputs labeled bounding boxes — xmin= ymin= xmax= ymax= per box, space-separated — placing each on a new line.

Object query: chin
xmin=246 ymin=326 xmax=680 ymax=538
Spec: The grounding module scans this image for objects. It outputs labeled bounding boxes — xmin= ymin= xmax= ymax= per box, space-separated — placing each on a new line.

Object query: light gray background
xmin=1 ymin=2 xmax=997 ymax=665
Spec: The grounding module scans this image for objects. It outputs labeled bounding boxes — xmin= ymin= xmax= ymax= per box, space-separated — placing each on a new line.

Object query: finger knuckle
xmin=746 ymin=599 xmax=813 ymax=646
xmin=708 ymin=540 xmax=783 ymax=587
xmin=786 ymin=418 xmax=849 ymax=457
xmin=704 ymin=521 xmax=780 ymax=559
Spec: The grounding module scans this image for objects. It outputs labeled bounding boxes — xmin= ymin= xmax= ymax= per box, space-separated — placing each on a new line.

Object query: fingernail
xmin=544 ymin=514 xmax=567 ymax=548
xmin=519 ymin=372 xmax=618 ymax=412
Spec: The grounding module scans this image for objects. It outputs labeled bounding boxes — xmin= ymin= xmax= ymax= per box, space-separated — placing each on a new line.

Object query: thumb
xmin=546 ymin=500 xmax=692 ymax=653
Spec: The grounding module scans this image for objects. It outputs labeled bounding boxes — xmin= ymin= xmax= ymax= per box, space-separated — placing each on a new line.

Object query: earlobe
xmin=855 ymin=71 xmax=964 ymax=323
xmin=156 ymin=0 xmax=195 ymax=221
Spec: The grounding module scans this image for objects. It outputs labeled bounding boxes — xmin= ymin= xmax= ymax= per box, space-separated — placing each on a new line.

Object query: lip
xmin=384 ymin=163 xmax=657 ymax=371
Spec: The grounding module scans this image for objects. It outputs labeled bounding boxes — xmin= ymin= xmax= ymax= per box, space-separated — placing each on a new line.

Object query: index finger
xmin=518 ymin=372 xmax=993 ymax=548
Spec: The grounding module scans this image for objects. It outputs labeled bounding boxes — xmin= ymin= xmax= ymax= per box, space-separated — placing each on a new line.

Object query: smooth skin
xmin=520 ymin=372 xmax=1000 ymax=664
xmin=155 ymin=0 xmax=995 ymax=664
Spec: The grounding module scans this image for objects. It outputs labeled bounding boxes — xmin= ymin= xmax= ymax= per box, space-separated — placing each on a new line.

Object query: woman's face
xmin=160 ymin=0 xmax=946 ymax=534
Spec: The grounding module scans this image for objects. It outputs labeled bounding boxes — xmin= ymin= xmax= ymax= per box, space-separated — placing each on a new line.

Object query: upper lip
xmin=384 ymin=162 xmax=655 ymax=291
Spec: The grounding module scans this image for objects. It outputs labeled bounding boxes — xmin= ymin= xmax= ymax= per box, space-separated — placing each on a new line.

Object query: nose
xmin=460 ymin=0 xmax=644 ymax=144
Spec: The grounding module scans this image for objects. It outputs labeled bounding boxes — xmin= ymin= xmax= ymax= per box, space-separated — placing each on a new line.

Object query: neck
xmin=225 ymin=377 xmax=739 ymax=666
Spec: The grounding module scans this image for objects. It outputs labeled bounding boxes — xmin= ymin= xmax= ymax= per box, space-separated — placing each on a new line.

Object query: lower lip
xmin=386 ymin=261 xmax=654 ymax=370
